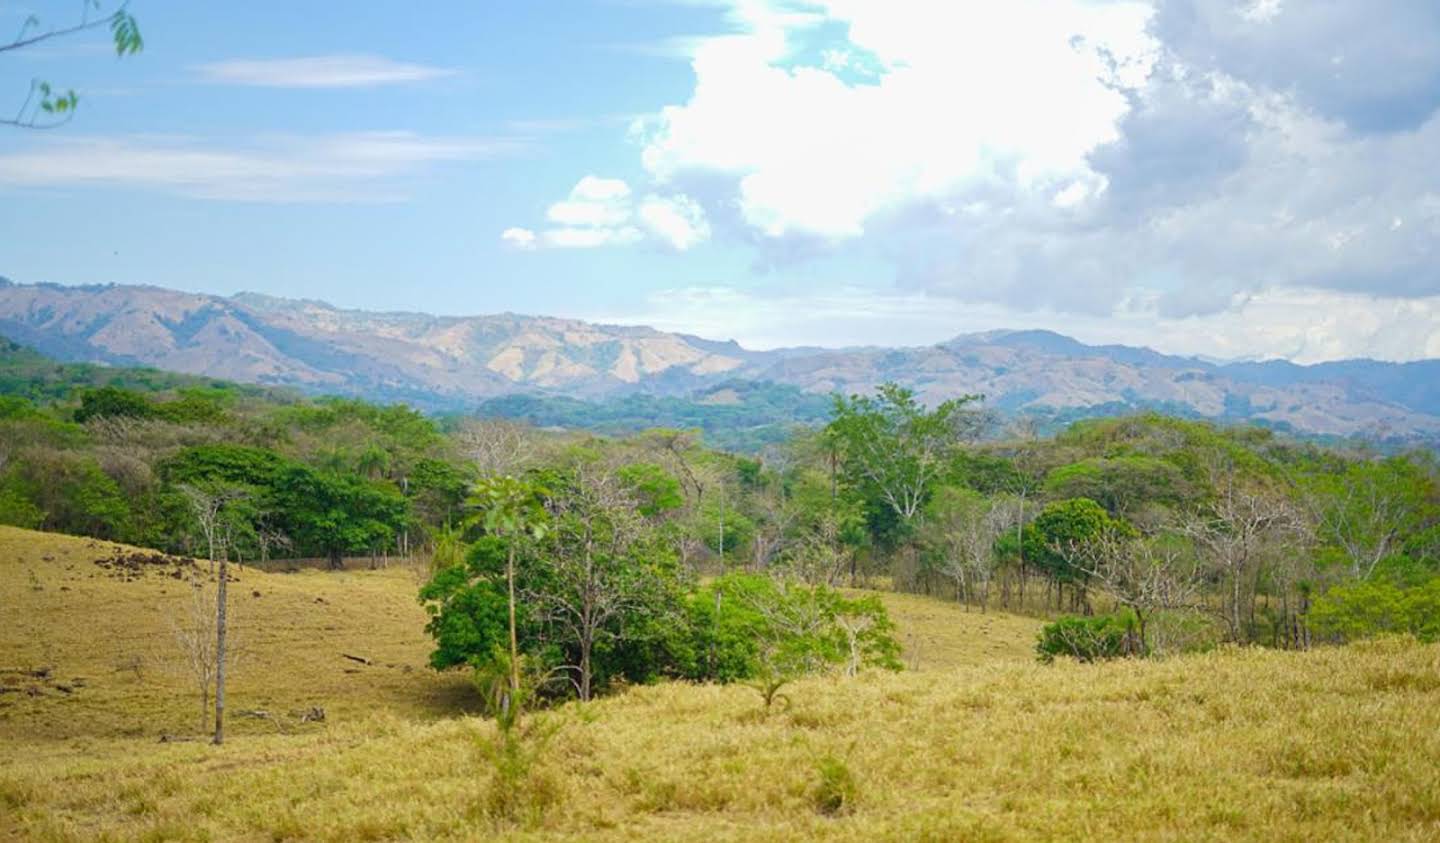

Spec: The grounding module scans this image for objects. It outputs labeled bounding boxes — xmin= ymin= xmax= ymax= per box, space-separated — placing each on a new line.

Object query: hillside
xmin=3 ymin=527 xmax=1438 ymax=841
xmin=2 ymin=279 xmax=1438 ymax=441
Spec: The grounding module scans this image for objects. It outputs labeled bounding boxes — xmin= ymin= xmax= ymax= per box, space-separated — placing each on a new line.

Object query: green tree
xmin=465 ymin=475 xmax=550 ymax=704
xmin=1043 ymin=456 xmax=1192 ymax=517
xmin=272 ymin=466 xmax=407 ymax=568
xmin=1024 ymin=497 xmax=1129 ymax=612
xmin=74 ymin=386 xmax=155 ymax=423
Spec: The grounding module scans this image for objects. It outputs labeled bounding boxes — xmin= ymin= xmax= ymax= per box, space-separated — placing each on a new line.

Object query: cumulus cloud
xmin=578 ymin=0 xmax=1440 ymax=344
xmin=634 ymin=0 xmax=1157 ymax=238
xmin=194 ymin=55 xmax=456 ymax=88
xmin=502 ymin=176 xmax=710 ymax=251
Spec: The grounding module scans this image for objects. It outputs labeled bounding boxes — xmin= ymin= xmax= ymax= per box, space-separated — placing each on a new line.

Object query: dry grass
xmin=3 ymin=526 xmax=1438 ymax=841
xmin=0 ymin=526 xmax=469 ymax=743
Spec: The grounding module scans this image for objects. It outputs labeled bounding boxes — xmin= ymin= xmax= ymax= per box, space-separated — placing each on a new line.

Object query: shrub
xmin=1310 ymin=577 xmax=1440 ymax=644
xmin=812 ymin=755 xmax=857 ymax=816
xmin=1036 ymin=612 xmax=1138 ymax=663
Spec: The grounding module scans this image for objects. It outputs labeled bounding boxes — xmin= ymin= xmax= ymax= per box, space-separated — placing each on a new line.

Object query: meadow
xmin=3 ymin=526 xmax=1439 ymax=842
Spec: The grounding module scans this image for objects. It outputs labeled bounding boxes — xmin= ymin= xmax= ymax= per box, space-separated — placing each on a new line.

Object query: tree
xmin=457 ymin=419 xmax=538 ymax=478
xmin=175 ymin=482 xmax=249 ymax=744
xmin=681 ymin=574 xmax=900 ymax=702
xmin=273 ymin=467 xmax=406 ymax=569
xmin=1303 ymin=457 xmax=1431 ymax=580
xmin=74 ymin=386 xmax=155 ymax=424
xmin=4 ymin=1 xmax=143 ymax=129
xmin=924 ymin=487 xmax=1004 ymax=610
xmin=167 ymin=578 xmax=221 ymax=733
xmin=827 ymin=384 xmax=985 ymax=590
xmin=526 ymin=467 xmax=677 ymax=701
xmin=828 ymin=383 xmax=985 ymax=528
xmin=466 ymin=475 xmax=550 ymax=707
xmin=1182 ymin=454 xmax=1305 ymax=643
xmin=1067 ymin=531 xmax=1204 ymax=654
xmin=1024 ymin=497 xmax=1124 ymax=612
xmin=1043 ymin=456 xmax=1192 ymax=518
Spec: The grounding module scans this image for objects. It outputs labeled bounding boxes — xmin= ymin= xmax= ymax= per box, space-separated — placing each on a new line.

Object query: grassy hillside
xmin=3 ymin=527 xmax=1439 ymax=841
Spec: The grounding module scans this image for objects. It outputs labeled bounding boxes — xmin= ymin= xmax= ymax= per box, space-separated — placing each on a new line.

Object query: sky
xmin=1 ymin=0 xmax=1438 ymax=363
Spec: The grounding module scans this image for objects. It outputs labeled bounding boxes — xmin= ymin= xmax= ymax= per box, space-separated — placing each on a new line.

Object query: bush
xmin=1036 ymin=612 xmax=1138 ymax=663
xmin=1310 ymin=578 xmax=1440 ymax=644
xmin=812 ymin=755 xmax=857 ymax=816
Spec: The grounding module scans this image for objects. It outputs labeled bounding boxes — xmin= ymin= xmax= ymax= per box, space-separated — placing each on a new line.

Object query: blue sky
xmin=2 ymin=0 xmax=1439 ymax=362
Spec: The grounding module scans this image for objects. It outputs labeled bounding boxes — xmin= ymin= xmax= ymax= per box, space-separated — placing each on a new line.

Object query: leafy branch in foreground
xmin=3 ymin=1 xmax=143 ymax=129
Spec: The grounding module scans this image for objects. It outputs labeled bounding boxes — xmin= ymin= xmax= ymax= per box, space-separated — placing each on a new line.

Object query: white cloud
xmin=504 ymin=175 xmax=711 ymax=251
xmin=546 ymin=176 xmax=634 ymax=227
xmin=194 ymin=55 xmax=456 ymax=88
xmin=598 ymin=285 xmax=1440 ymax=363
xmin=634 ymin=0 xmax=1157 ymax=237
xmin=501 ymin=227 xmax=538 ymax=250
xmin=637 ymin=194 xmax=711 ymax=250
xmin=0 ymin=132 xmax=520 ymax=202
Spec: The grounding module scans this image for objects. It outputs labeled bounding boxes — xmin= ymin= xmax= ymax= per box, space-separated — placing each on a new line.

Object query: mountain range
xmin=1 ymin=277 xmax=1437 ymax=442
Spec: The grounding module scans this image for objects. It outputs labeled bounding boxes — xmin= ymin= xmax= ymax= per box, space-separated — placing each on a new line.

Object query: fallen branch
xmin=341 ymin=653 xmax=372 ymax=666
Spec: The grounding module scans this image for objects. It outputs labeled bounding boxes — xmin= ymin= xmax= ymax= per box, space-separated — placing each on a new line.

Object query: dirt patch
xmin=92 ymin=549 xmax=201 ymax=581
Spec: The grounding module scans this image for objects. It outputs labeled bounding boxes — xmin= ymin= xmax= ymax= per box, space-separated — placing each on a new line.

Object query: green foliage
xmin=0 ymin=449 xmax=129 ymax=538
xmin=1023 ymin=498 xmax=1127 ymax=584
xmin=419 ymin=553 xmax=513 ymax=671
xmin=680 ymin=574 xmax=902 ymax=695
xmin=812 ymin=755 xmax=857 ymax=816
xmin=827 ymin=383 xmax=986 ymax=548
xmin=1310 ymin=578 xmax=1440 ymax=643
xmin=1043 ymin=456 xmax=1192 ymax=515
xmin=1036 ymin=612 xmax=1139 ymax=663
xmin=74 ymin=386 xmax=155 ymax=423
xmin=616 ymin=462 xmax=683 ymax=517
xmin=273 ymin=467 xmax=406 ymax=564
xmin=473 ymin=381 xmax=833 ymax=453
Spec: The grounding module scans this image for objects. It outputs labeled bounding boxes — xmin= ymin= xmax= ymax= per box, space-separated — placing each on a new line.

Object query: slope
xmin=3 ymin=527 xmax=1439 ymax=841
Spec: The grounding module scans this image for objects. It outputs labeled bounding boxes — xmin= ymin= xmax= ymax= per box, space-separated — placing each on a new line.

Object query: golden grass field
xmin=3 ymin=525 xmax=1439 ymax=841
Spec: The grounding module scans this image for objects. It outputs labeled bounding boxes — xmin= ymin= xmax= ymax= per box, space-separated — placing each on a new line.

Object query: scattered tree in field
xmin=828 ymin=383 xmax=985 ymax=528
xmin=1024 ymin=497 xmax=1126 ymax=613
xmin=526 ymin=467 xmax=674 ymax=701
xmin=466 ymin=475 xmax=551 ymax=709
xmin=177 ymin=482 xmax=248 ymax=744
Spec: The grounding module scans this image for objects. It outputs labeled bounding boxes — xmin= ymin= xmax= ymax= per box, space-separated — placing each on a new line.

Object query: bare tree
xmin=177 ymin=483 xmax=247 ymax=744
xmin=750 ymin=487 xmax=796 ymax=573
xmin=1069 ymin=531 xmax=1205 ymax=655
xmin=164 ymin=576 xmax=243 ymax=734
xmin=792 ymin=512 xmax=854 ymax=587
xmin=458 ymin=419 xmax=538 ymax=478
xmin=925 ymin=490 xmax=1003 ymax=611
xmin=1182 ymin=454 xmax=1303 ymax=643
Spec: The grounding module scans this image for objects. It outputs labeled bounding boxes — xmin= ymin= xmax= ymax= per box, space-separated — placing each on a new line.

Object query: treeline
xmin=470 ymin=380 xmax=832 ymax=453
xmin=0 ymin=372 xmax=467 ymax=563
xmin=3 ymin=332 xmax=1438 ymax=689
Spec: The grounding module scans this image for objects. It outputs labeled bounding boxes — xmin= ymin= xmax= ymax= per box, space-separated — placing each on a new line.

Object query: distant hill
xmin=1 ymin=277 xmax=1437 ymax=441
